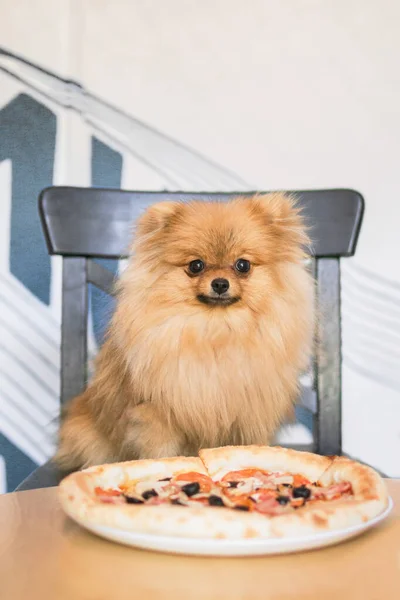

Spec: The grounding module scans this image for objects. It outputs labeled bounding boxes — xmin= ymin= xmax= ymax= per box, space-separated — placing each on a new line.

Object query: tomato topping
xmin=290 ymin=497 xmax=305 ymax=508
xmin=173 ymin=472 xmax=214 ymax=493
xmin=292 ymin=474 xmax=312 ymax=487
xmin=94 ymin=487 xmax=122 ymax=497
xmin=225 ymin=492 xmax=255 ymax=510
xmin=220 ymin=468 xmax=270 ymax=483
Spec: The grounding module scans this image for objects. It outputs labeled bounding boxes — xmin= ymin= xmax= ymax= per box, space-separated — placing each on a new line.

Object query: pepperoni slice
xmin=253 ymin=496 xmax=284 ymax=516
xmin=173 ymin=471 xmax=214 ymax=493
xmin=220 ymin=468 xmax=270 ymax=483
xmin=251 ymin=489 xmax=276 ymax=501
xmin=319 ymin=481 xmax=352 ymax=501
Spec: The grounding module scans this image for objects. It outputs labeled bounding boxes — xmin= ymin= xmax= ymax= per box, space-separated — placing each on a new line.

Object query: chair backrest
xmin=39 ymin=186 xmax=364 ymax=457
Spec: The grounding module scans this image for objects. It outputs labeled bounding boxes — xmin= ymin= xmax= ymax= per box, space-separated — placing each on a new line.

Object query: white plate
xmin=70 ymin=497 xmax=393 ymax=556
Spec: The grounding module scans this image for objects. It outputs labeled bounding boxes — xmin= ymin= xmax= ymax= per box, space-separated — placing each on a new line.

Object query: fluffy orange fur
xmin=56 ymin=193 xmax=315 ymax=470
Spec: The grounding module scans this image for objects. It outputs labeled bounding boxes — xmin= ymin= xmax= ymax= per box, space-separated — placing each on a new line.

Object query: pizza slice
xmin=199 ymin=445 xmax=388 ymax=535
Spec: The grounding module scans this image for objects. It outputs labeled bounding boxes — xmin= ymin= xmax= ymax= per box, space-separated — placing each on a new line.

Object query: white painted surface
xmin=0 ymin=1 xmax=399 ymax=479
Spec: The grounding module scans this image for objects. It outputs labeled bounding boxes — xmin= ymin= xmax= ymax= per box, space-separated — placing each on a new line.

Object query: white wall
xmin=0 ymin=0 xmax=399 ymax=478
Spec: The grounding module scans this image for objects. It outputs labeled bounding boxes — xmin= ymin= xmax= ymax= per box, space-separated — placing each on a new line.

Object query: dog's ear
xmin=251 ymin=192 xmax=311 ymax=255
xmin=136 ymin=201 xmax=182 ymax=236
xmin=251 ymin=192 xmax=298 ymax=223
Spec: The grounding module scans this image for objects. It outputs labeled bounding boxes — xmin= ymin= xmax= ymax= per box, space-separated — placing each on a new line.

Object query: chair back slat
xmin=315 ymin=258 xmax=342 ymax=455
xmin=61 ymin=257 xmax=88 ymax=404
xmin=39 ymin=187 xmax=364 ymax=259
xmin=87 ymin=259 xmax=117 ymax=296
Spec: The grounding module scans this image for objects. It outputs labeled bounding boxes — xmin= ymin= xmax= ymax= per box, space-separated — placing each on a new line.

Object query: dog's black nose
xmin=211 ymin=278 xmax=230 ymax=295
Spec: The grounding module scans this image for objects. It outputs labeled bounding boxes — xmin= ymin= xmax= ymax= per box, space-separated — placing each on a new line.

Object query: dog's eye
xmin=188 ymin=259 xmax=205 ymax=274
xmin=235 ymin=259 xmax=251 ymax=273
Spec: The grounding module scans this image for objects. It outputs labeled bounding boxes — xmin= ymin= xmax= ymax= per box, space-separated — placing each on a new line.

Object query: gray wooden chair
xmin=16 ymin=186 xmax=364 ymax=491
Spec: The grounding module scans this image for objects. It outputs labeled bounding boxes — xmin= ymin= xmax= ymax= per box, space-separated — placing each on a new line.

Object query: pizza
xmin=59 ymin=445 xmax=389 ymax=540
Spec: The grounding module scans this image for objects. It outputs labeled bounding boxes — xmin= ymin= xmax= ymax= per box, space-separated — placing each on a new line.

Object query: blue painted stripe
xmin=0 ymin=432 xmax=37 ymax=492
xmin=0 ymin=93 xmax=56 ymax=305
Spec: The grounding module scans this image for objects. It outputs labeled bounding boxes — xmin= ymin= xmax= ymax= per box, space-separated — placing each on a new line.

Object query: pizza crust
xmin=58 ymin=446 xmax=389 ymax=540
xmin=79 ymin=455 xmax=207 ymax=491
xmin=199 ymin=445 xmax=332 ymax=483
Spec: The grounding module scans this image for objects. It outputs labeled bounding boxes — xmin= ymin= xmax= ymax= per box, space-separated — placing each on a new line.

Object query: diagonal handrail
xmin=0 ymin=47 xmax=251 ymax=191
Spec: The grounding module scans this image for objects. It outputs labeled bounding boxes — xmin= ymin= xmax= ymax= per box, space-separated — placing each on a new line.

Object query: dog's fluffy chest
xmin=127 ymin=317 xmax=288 ymax=445
xmin=130 ymin=316 xmax=266 ymax=395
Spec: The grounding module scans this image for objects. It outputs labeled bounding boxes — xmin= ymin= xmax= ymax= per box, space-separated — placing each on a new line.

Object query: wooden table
xmin=0 ymin=481 xmax=399 ymax=600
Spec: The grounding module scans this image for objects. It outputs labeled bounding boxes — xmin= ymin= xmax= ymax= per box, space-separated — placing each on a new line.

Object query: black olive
xmin=171 ymin=498 xmax=185 ymax=505
xmin=228 ymin=481 xmax=239 ymax=488
xmin=292 ymin=485 xmax=311 ymax=499
xmin=282 ymin=483 xmax=292 ymax=488
xmin=125 ymin=496 xmax=144 ymax=504
xmin=276 ymin=495 xmax=290 ymax=505
xmin=234 ymin=505 xmax=249 ymax=511
xmin=181 ymin=482 xmax=200 ymax=497
xmin=159 ymin=477 xmax=172 ymax=482
xmin=142 ymin=489 xmax=158 ymax=500
xmin=208 ymin=495 xmax=225 ymax=507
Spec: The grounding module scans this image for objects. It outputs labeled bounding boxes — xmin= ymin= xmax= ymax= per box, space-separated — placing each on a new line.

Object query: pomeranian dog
xmin=56 ymin=193 xmax=315 ymax=470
